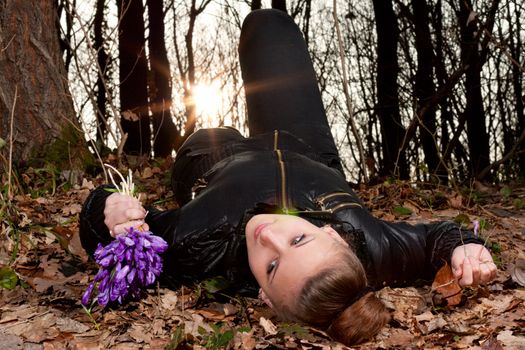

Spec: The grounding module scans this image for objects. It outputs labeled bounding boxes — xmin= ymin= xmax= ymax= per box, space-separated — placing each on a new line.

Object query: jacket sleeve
xmin=79 ymin=185 xmax=115 ymax=255
xmin=336 ymin=207 xmax=483 ymax=287
xmin=422 ymin=221 xmax=483 ymax=271
xmin=79 ymin=184 xmax=183 ymax=256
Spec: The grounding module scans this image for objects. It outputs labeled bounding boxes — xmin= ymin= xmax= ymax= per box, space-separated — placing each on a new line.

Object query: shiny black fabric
xmin=79 ymin=9 xmax=482 ymax=295
xmin=80 ymin=128 xmax=481 ymax=293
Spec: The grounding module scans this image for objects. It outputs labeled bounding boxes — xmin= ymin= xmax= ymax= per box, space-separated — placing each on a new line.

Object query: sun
xmin=192 ymin=81 xmax=223 ymax=127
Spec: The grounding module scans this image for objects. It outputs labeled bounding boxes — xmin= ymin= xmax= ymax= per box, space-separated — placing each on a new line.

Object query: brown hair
xmin=271 ymin=246 xmax=391 ymax=346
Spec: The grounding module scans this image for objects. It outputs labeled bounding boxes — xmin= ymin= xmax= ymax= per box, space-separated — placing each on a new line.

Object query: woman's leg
xmin=239 ymin=9 xmax=344 ymax=175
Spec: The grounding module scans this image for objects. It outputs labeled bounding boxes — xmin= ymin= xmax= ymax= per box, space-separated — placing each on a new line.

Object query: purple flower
xmin=81 ymin=227 xmax=168 ymax=307
xmin=82 ymin=281 xmax=95 ymax=306
xmin=472 ymin=220 xmax=480 ymax=238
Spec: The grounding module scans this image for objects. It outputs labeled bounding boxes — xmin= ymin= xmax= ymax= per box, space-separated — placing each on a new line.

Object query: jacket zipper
xmin=272 ymin=132 xmax=361 ymax=214
xmin=316 ymin=191 xmax=354 ymax=203
xmin=274 ymin=130 xmax=289 ymax=211
xmin=316 ymin=191 xmax=362 ymax=212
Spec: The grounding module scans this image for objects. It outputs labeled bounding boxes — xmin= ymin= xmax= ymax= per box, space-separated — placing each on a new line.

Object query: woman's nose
xmin=259 ymin=227 xmax=284 ymax=250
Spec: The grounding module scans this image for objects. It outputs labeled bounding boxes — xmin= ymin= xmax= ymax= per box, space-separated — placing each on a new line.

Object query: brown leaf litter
xmin=1 ymin=171 xmax=524 ymax=349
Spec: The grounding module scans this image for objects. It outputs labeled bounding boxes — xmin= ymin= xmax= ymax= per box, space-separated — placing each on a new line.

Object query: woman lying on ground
xmin=79 ymin=9 xmax=497 ymax=346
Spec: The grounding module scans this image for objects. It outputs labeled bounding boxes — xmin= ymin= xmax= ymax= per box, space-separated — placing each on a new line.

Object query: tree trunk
xmin=372 ymin=0 xmax=408 ymax=178
xmin=0 ymin=0 xmax=88 ymax=170
xmin=301 ymin=0 xmax=311 ymax=45
xmin=272 ymin=0 xmax=287 ymax=13
xmin=147 ymin=0 xmax=178 ymax=157
xmin=251 ymin=0 xmax=262 ymax=10
xmin=412 ymin=0 xmax=440 ymax=180
xmin=172 ymin=0 xmax=212 ymax=150
xmin=94 ymin=0 xmax=109 ymax=144
xmin=433 ymin=0 xmax=452 ymax=182
xmin=117 ymin=0 xmax=151 ymax=155
xmin=458 ymin=0 xmax=490 ymax=179
xmin=510 ymin=3 xmax=525 ymax=177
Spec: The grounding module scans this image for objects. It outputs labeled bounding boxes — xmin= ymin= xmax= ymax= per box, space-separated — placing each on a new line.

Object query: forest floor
xmin=0 ymin=159 xmax=524 ymax=349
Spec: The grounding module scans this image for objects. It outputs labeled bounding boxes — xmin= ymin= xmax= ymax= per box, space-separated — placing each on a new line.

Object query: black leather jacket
xmin=80 ymin=129 xmax=480 ymax=294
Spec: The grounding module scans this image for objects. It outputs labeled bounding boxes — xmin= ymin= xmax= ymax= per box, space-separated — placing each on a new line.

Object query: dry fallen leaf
xmin=142 ymin=167 xmax=154 ymax=179
xmin=415 ymin=312 xmax=447 ymax=334
xmin=121 ymin=110 xmax=139 ymax=121
xmin=432 ymin=262 xmax=462 ymax=307
xmin=496 ymin=330 xmax=525 ymax=349
xmin=61 ymin=203 xmax=82 ymax=216
xmin=510 ymin=258 xmax=525 ymax=286
xmin=129 ymin=324 xmax=153 ymax=343
xmin=233 ymin=329 xmax=256 ymax=350
xmin=481 ymin=334 xmax=504 ymax=350
xmin=259 ymin=317 xmax=277 ymax=335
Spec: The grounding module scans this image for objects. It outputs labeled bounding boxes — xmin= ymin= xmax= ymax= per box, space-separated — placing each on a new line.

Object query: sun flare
xmin=192 ymin=82 xmax=222 ymax=127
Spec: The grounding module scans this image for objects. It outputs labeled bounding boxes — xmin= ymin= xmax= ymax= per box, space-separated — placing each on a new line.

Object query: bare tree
xmin=456 ymin=0 xmax=491 ymax=179
xmin=410 ymin=0 xmax=441 ymax=180
xmin=0 ymin=0 xmax=89 ymax=170
xmin=371 ymin=0 xmax=408 ymax=178
xmin=171 ymin=0 xmax=213 ymax=150
xmin=272 ymin=0 xmax=287 ymax=13
xmin=251 ymin=0 xmax=262 ymax=10
xmin=116 ymin=0 xmax=151 ymax=155
xmin=147 ymin=0 xmax=178 ymax=157
xmin=94 ymin=0 xmax=110 ymax=144
xmin=508 ymin=1 xmax=525 ymax=177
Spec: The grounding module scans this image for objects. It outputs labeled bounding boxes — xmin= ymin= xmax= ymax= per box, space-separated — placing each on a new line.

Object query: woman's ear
xmin=258 ymin=288 xmax=274 ymax=308
xmin=321 ymin=225 xmax=349 ymax=247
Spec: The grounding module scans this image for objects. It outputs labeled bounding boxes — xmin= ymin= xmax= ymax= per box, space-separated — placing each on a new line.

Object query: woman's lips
xmin=254 ymin=223 xmax=269 ymax=241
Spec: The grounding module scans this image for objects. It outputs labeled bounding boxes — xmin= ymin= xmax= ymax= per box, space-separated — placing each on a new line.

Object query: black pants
xmin=172 ymin=9 xmax=343 ymax=205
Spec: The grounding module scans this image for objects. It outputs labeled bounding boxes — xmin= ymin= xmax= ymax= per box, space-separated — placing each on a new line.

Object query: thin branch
xmin=332 ymin=0 xmax=368 ymax=183
xmin=66 ymin=7 xmax=127 ymax=159
xmin=1 ymin=34 xmax=15 ymax=53
xmin=8 ymin=86 xmax=17 ymax=200
xmin=478 ymin=123 xmax=525 ymax=179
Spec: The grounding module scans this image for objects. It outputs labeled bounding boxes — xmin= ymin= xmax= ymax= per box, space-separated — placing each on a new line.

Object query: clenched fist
xmin=451 ymin=243 xmax=497 ymax=287
xmin=104 ymin=193 xmax=149 ymax=237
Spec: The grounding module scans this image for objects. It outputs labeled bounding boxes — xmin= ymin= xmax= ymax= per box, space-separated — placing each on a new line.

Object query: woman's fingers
xmin=479 ymin=260 xmax=497 ymax=284
xmin=452 ymin=244 xmax=498 ymax=287
xmin=457 ymin=256 xmax=497 ymax=287
xmin=112 ymin=220 xmax=149 ymax=237
xmin=105 ymin=207 xmax=146 ymax=226
xmin=104 ymin=193 xmax=147 ymax=235
xmin=458 ymin=257 xmax=474 ymax=287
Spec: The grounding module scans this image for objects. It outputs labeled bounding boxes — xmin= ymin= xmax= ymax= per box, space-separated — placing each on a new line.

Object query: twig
xmin=431 ymin=279 xmax=456 ymax=291
xmin=1 ymin=34 xmax=15 ymax=53
xmin=7 ymin=86 xmax=17 ymax=200
xmin=332 ymin=0 xmax=368 ymax=183
xmin=65 ymin=7 xmax=128 ymax=160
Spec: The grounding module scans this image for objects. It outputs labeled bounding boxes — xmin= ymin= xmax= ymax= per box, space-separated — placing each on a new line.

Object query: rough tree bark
xmin=94 ymin=0 xmax=109 ymax=143
xmin=510 ymin=3 xmax=525 ymax=177
xmin=412 ymin=0 xmax=441 ymax=180
xmin=372 ymin=0 xmax=408 ymax=178
xmin=116 ymin=0 xmax=151 ymax=155
xmin=147 ymin=0 xmax=178 ymax=157
xmin=0 ymin=0 xmax=88 ymax=170
xmin=172 ymin=0 xmax=212 ymax=150
xmin=458 ymin=0 xmax=491 ymax=179
xmin=272 ymin=0 xmax=287 ymax=13
xmin=251 ymin=0 xmax=262 ymax=10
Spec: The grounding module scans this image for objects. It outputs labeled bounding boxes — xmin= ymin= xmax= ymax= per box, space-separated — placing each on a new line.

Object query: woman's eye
xmin=291 ymin=234 xmax=305 ymax=245
xmin=267 ymin=260 xmax=277 ymax=274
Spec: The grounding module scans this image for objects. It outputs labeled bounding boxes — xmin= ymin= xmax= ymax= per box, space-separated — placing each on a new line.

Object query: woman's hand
xmin=451 ymin=243 xmax=497 ymax=287
xmin=104 ymin=193 xmax=149 ymax=237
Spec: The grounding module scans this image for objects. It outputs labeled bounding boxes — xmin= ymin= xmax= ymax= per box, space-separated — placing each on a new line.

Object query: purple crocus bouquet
xmin=81 ymin=227 xmax=168 ymax=307
xmin=81 ymin=165 xmax=168 ymax=308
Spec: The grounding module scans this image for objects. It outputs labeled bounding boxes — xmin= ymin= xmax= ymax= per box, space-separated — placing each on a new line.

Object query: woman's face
xmin=245 ymin=214 xmax=348 ymax=307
